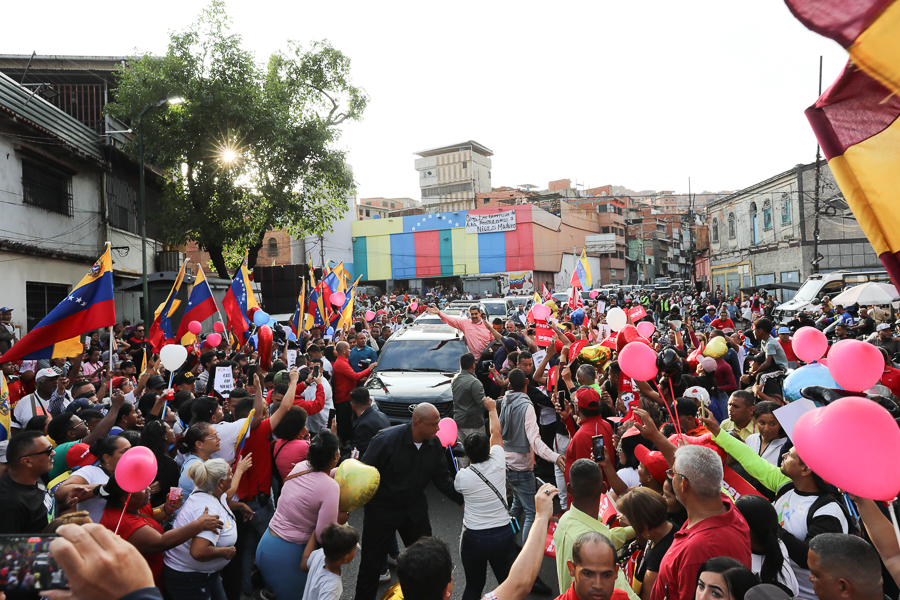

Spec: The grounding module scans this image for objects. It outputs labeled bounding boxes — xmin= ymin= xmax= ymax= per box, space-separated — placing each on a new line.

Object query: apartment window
xmin=26 ymin=281 xmax=70 ymax=331
xmin=462 ymin=161 xmax=468 ymax=169
xmin=21 ymin=156 xmax=73 ymax=217
xmin=750 ymin=203 xmax=759 ymax=244
xmin=782 ymin=194 xmax=792 ymax=224
xmin=601 ymin=227 xmax=610 ymax=234
xmin=267 ymin=237 xmax=279 ymax=257
xmin=728 ymin=213 xmax=735 ymax=239
xmin=610 ymin=269 xmax=617 ymax=277
xmin=763 ymin=199 xmax=773 ymax=230
xmin=365 ymin=209 xmax=370 ymax=216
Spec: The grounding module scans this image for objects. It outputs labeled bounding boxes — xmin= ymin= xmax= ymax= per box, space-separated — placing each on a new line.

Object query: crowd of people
xmin=1 ymin=281 xmax=900 ymax=600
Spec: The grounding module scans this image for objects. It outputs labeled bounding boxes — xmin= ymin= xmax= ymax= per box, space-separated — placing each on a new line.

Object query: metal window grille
xmin=106 ymin=173 xmax=139 ymax=234
xmin=25 ymin=282 xmax=71 ymax=332
xmin=21 ymin=158 xmax=73 ymax=216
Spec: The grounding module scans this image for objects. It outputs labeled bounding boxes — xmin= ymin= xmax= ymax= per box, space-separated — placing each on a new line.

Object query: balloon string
xmin=890 ymin=499 xmax=900 ymax=551
xmin=449 ymin=445 xmax=459 ymax=473
xmin=653 ymin=379 xmax=682 ymax=438
xmin=668 ymin=378 xmax=682 ymax=438
xmin=114 ymin=493 xmax=131 ymax=536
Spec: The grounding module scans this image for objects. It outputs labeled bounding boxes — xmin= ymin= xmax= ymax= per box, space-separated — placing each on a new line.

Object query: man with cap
xmin=172 ymin=371 xmax=196 ymax=394
xmin=672 ymin=398 xmax=710 ymax=438
xmin=558 ymin=387 xmax=615 ymax=490
xmin=11 ymin=368 xmax=68 ymax=435
xmin=777 ymin=327 xmax=798 ymax=368
xmin=786 ymin=311 xmax=817 ymax=331
xmin=872 ymin=323 xmax=900 ymax=355
xmin=633 ymin=445 xmax=667 ymax=495
xmin=0 ymin=307 xmax=16 ymax=354
xmin=701 ymin=306 xmax=716 ymax=328
xmin=1 ymin=360 xmax=23 ymax=407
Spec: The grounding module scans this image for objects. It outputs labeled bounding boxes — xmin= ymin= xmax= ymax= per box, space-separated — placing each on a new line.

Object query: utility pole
xmin=319 ymin=233 xmax=325 ymax=272
xmin=812 ymin=55 xmax=823 ymax=275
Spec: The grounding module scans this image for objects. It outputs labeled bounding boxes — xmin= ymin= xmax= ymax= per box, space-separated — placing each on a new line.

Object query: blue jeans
xmin=459 ymin=525 xmax=518 ymax=600
xmin=256 ymin=529 xmax=308 ymax=600
xmin=506 ymin=468 xmax=536 ymax=543
xmin=163 ymin=566 xmax=226 ymax=600
xmin=240 ymin=496 xmax=275 ymax=594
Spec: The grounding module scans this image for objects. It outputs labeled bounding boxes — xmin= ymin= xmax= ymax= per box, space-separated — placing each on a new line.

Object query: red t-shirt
xmin=562 ymin=415 xmax=614 ymax=488
xmin=651 ymin=502 xmax=751 ymax=600
xmin=236 ymin=418 xmax=274 ymax=499
xmin=99 ymin=504 xmax=164 ymax=586
xmin=779 ymin=340 xmax=797 ymax=362
xmin=554 ymin=583 xmax=630 ymax=600
xmin=5 ymin=378 xmax=22 ymax=406
xmin=710 ymin=318 xmax=734 ymax=330
xmin=882 ymin=366 xmax=900 ymax=398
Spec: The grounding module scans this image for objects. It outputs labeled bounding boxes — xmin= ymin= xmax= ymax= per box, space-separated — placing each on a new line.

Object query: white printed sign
xmin=213 ymin=367 xmax=234 ymax=398
xmin=465 ymin=211 xmax=516 ymax=234
xmin=286 ymin=349 xmax=298 ymax=368
xmin=531 ymin=349 xmax=547 ymax=366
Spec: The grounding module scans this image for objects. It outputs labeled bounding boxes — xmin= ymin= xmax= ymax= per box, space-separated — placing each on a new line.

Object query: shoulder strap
xmin=284 ymin=468 xmax=314 ymax=483
xmin=469 ymin=466 xmax=508 ymax=511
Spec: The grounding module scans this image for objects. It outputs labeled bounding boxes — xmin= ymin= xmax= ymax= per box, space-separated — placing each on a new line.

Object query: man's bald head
xmin=336 ymin=341 xmax=350 ymax=357
xmin=412 ymin=402 xmax=439 ymax=422
xmin=410 ymin=402 xmax=441 ymax=443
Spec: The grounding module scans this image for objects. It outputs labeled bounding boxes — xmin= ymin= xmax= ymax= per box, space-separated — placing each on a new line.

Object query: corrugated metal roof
xmin=0 ymin=70 xmax=103 ymax=164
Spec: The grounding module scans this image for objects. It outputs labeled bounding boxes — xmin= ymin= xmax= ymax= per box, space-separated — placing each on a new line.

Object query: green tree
xmin=106 ymin=0 xmax=367 ymax=278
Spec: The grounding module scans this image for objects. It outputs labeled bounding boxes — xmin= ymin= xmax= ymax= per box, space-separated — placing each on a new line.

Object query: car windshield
xmin=482 ymin=302 xmax=508 ymax=316
xmin=375 ymin=338 xmax=469 ymax=372
xmin=791 ymin=280 xmax=824 ymax=303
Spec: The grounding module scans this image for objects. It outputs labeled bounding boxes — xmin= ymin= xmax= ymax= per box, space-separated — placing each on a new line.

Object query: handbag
xmin=469 ymin=466 xmax=520 ymax=534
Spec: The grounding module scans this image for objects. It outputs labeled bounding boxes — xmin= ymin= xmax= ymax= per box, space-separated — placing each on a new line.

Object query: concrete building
xmin=627 ymin=218 xmax=671 ymax=284
xmin=415 ymin=141 xmax=492 ymax=211
xmin=707 ymin=160 xmax=879 ymax=300
xmin=358 ymin=197 xmax=419 ymax=220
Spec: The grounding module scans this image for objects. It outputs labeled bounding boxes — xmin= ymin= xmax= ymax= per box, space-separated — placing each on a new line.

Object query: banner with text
xmin=465 ymin=211 xmax=516 ymax=234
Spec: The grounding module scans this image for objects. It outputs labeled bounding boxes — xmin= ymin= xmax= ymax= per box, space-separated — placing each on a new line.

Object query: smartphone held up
xmin=0 ymin=535 xmax=69 ymax=591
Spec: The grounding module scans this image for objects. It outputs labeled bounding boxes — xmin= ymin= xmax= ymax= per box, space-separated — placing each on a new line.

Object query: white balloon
xmin=159 ymin=344 xmax=188 ymax=371
xmin=607 ymin=307 xmax=628 ymax=332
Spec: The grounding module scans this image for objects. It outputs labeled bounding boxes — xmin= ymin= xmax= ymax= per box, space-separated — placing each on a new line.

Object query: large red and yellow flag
xmin=785 ymin=0 xmax=900 ymax=95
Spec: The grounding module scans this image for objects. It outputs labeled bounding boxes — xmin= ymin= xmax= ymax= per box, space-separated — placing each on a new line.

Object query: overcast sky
xmin=7 ymin=1 xmax=848 ymax=199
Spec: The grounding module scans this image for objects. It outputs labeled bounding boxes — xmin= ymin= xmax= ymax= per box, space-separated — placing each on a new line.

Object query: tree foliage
xmin=106 ymin=1 xmax=367 ymax=278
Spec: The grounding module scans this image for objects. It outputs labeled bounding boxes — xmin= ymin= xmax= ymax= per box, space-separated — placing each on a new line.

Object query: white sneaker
xmin=379 ymin=569 xmax=392 ymax=583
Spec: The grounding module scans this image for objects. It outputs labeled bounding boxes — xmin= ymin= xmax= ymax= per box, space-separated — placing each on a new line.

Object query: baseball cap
xmin=554 ymin=340 xmax=565 ymax=353
xmin=634 ymin=445 xmax=668 ymax=484
xmin=273 ymin=370 xmax=292 ymax=385
xmin=35 ymin=368 xmax=60 ymax=381
xmin=683 ymin=386 xmax=710 ymax=407
xmin=111 ymin=376 xmax=128 ymax=389
xmin=173 ymin=372 xmax=195 ymax=386
xmin=0 ymin=307 xmax=12 ymax=312
xmin=146 ymin=375 xmax=166 ymax=390
xmin=66 ymin=443 xmax=95 ymax=469
xmin=778 ymin=327 xmax=791 ymax=334
xmin=574 ymin=387 xmax=601 ymax=410
xmin=621 ymin=426 xmax=641 ymax=439
xmin=877 ymin=323 xmax=891 ymax=332
xmin=674 ymin=397 xmax=699 ymax=418
xmin=698 ymin=356 xmax=717 ymax=373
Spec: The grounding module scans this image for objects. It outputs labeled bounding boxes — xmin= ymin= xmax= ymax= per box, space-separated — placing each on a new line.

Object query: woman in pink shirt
xmin=272 ymin=406 xmax=311 ymax=480
xmin=256 ymin=430 xmax=343 ymax=600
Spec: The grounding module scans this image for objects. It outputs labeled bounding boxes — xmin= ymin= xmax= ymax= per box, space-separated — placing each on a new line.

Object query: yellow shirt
xmin=720 ymin=418 xmax=757 ymax=441
xmin=553 ymin=505 xmax=639 ymax=600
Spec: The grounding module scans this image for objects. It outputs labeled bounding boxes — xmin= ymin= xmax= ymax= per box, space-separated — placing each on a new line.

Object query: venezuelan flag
xmin=307 ymin=281 xmax=328 ymax=328
xmin=177 ymin=265 xmax=219 ymax=343
xmin=148 ymin=261 xmax=187 ymax=352
xmin=0 ymin=247 xmax=115 ymax=363
xmin=805 ymin=61 xmax=900 ymax=286
xmin=338 ymin=275 xmax=363 ymax=330
xmin=292 ymin=285 xmax=306 ymax=335
xmin=222 ymin=263 xmax=259 ymax=343
xmin=0 ymin=374 xmax=10 ymax=442
xmin=570 ymin=249 xmax=592 ymax=289
xmin=786 ymin=0 xmax=900 ymax=97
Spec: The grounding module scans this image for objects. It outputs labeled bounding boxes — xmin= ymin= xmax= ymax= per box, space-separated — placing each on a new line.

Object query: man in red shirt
xmin=560 ymin=388 xmax=614 ymax=488
xmin=333 ymin=340 xmax=376 ymax=442
xmin=709 ymin=309 xmax=734 ymax=331
xmin=233 ymin=370 xmax=296 ymax=599
xmin=558 ymin=532 xmax=630 ymax=600
xmin=651 ymin=445 xmax=751 ymax=600
xmin=876 ymin=346 xmax=900 ymax=398
xmin=1 ymin=361 xmax=22 ymax=407
xmin=777 ymin=327 xmax=798 ymax=366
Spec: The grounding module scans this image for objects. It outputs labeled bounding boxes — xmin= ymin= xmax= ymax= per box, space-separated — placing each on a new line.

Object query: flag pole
xmin=105 ymin=242 xmax=114 ymax=400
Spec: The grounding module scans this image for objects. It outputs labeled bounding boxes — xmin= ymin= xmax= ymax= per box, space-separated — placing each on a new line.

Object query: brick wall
xmin=185 ymin=229 xmax=295 ymax=273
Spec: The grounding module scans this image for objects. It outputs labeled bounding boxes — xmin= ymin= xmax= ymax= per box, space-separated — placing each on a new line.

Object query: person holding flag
xmin=223 ymin=260 xmax=259 ymax=345
xmin=147 ymin=262 xmax=188 ymax=352
xmin=176 ymin=265 xmax=221 ymax=344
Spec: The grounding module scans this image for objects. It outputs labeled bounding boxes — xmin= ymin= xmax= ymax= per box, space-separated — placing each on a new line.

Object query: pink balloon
xmin=365 ymin=310 xmax=376 ymax=321
xmin=188 ymin=320 xmax=202 ymax=335
xmin=330 ymin=292 xmax=346 ymax=307
xmin=589 ymin=290 xmax=599 ymax=299
xmin=114 ymin=446 xmax=158 ymax=493
xmin=436 ymin=417 xmax=458 ymax=447
xmin=206 ymin=333 xmax=222 ymax=347
xmin=793 ymin=326 xmax=828 ymax=363
xmin=213 ymin=321 xmax=225 ymax=333
xmin=636 ymin=321 xmax=655 ymax=338
xmin=618 ymin=342 xmax=658 ymax=382
xmin=827 ymin=339 xmax=884 ymax=392
xmin=532 ymin=304 xmax=551 ymax=319
xmin=793 ymin=397 xmax=900 ymax=500
xmin=410 ymin=302 xmax=419 ymax=312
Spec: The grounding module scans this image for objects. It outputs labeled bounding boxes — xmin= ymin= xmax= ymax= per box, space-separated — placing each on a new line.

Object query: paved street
xmin=339 ymin=484 xmax=562 ymax=600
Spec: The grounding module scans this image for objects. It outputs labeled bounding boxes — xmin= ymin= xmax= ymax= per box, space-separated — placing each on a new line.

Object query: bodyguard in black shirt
xmin=348 ymin=387 xmax=390 ymax=457
xmin=355 ymin=402 xmax=463 ymax=600
xmin=0 ymin=431 xmax=56 ymax=533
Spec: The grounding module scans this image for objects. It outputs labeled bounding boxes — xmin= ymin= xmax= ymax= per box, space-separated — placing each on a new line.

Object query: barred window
xmin=21 ymin=157 xmax=73 ymax=217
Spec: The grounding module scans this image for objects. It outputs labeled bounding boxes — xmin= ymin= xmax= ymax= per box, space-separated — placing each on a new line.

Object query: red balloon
xmin=828 ymin=339 xmax=884 ymax=392
xmin=618 ymin=342 xmax=658 ymax=382
xmin=616 ymin=325 xmax=651 ymax=353
xmin=205 ymin=333 xmax=222 ymax=347
xmin=258 ymin=325 xmax=273 ymax=370
xmin=188 ymin=321 xmax=202 ymax=335
xmin=793 ymin=326 xmax=828 ymax=363
xmin=213 ymin=321 xmax=225 ymax=333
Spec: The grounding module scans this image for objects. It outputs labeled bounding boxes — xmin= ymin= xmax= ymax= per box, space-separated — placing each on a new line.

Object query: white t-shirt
xmin=454 ymin=445 xmax=510 ymax=530
xmin=745 ymin=434 xmax=788 ymax=466
xmin=210 ymin=418 xmax=249 ymax=463
xmin=321 ymin=357 xmax=333 ymax=375
xmin=775 ymin=490 xmax=848 ymax=599
xmin=301 ymin=548 xmax=342 ymax=600
xmin=164 ymin=492 xmax=237 ymax=573
xmin=617 ymin=467 xmax=641 ymax=489
xmin=12 ymin=393 xmax=53 ymax=427
xmin=74 ymin=465 xmax=110 ymax=524
xmin=751 ymin=541 xmax=799 ymax=595
xmin=304 ymin=379 xmax=333 ymax=434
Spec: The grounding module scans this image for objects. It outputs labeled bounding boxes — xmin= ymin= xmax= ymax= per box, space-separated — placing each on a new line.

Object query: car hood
xmin=367 ymin=370 xmax=455 ymax=401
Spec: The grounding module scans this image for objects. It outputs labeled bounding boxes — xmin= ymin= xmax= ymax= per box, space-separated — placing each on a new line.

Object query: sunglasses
xmin=21 ymin=447 xmax=54 ymax=460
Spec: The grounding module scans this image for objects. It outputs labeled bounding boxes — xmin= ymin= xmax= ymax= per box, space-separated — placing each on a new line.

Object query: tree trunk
xmin=208 ymin=245 xmax=231 ymax=279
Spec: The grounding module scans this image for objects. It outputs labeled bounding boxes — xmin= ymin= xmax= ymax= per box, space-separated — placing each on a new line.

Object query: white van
xmin=773 ymin=270 xmax=891 ymax=322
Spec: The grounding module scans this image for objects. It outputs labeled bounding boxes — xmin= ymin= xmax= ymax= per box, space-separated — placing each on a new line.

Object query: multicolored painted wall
xmin=352 ymin=206 xmax=536 ymax=281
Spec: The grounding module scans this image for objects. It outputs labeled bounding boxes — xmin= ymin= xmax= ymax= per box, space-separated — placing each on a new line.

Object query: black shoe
xmin=530 ymin=576 xmax=553 ymax=596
